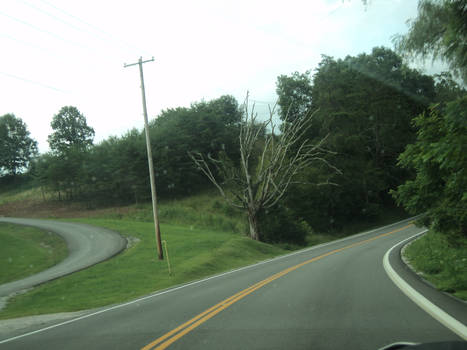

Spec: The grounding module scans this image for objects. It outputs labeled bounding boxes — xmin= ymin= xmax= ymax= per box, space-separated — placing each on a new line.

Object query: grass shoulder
xmin=0 ymin=223 xmax=68 ymax=285
xmin=0 ymin=218 xmax=287 ymax=319
xmin=403 ymin=230 xmax=467 ymax=301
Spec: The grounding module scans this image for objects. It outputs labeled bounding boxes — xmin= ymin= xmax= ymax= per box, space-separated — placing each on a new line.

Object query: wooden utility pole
xmin=124 ymin=56 xmax=163 ymax=260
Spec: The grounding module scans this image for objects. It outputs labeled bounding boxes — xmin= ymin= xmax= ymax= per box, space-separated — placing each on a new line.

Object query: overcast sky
xmin=1 ymin=0 xmax=441 ymax=153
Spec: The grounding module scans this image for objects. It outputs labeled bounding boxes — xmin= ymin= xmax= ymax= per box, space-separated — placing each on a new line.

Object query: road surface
xmin=0 ymin=219 xmax=465 ymax=349
xmin=0 ymin=218 xmax=127 ymax=297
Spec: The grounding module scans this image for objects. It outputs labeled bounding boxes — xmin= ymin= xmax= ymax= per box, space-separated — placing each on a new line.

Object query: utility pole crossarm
xmin=124 ymin=56 xmax=163 ymax=260
xmin=123 ymin=56 xmax=155 ymax=68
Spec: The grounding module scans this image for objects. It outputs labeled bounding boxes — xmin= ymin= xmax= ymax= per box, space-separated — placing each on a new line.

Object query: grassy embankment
xmin=0 ymin=223 xmax=68 ymax=284
xmin=0 ymin=218 xmax=289 ymax=319
xmin=0 ymin=176 xmax=43 ymax=206
xmin=404 ymin=230 xmax=467 ymax=301
xmin=0 ymin=186 xmax=410 ymax=319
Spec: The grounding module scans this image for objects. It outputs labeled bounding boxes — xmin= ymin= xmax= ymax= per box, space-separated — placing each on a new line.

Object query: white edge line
xmin=383 ymin=230 xmax=467 ymax=340
xmin=0 ymin=217 xmax=415 ymax=345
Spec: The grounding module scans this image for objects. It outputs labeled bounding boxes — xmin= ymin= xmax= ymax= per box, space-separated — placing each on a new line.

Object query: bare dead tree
xmin=189 ymin=95 xmax=339 ymax=241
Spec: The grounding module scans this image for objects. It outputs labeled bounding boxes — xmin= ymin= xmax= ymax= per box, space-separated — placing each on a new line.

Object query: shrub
xmin=257 ymin=205 xmax=309 ymax=245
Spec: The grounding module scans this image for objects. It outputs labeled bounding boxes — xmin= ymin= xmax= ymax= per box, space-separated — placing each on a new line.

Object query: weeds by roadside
xmin=404 ymin=230 xmax=467 ymax=301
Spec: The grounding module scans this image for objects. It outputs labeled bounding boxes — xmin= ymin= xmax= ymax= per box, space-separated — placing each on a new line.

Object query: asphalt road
xmin=0 ymin=218 xmax=127 ymax=297
xmin=0 ymin=219 xmax=465 ymax=350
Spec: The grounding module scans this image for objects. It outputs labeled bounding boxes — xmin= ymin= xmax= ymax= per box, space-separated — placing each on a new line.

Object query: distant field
xmin=404 ymin=230 xmax=467 ymax=301
xmin=0 ymin=223 xmax=68 ymax=285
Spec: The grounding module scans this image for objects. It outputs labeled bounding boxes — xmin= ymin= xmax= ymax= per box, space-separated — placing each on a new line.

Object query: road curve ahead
xmin=0 ymin=219 xmax=465 ymax=350
xmin=0 ymin=217 xmax=127 ymax=297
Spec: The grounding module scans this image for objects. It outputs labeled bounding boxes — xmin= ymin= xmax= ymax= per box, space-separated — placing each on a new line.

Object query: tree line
xmin=25 ymin=96 xmax=242 ymax=205
xmin=277 ymin=47 xmax=439 ymax=233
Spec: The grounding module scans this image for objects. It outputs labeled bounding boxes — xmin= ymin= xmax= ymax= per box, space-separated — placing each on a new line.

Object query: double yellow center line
xmin=142 ymin=224 xmax=413 ymax=350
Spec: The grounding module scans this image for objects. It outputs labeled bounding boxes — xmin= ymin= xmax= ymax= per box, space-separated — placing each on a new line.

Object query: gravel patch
xmin=0 ymin=310 xmax=88 ymax=337
xmin=126 ymin=235 xmax=141 ymax=250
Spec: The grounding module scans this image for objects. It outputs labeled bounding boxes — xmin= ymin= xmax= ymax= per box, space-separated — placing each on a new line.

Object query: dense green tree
xmin=150 ymin=95 xmax=242 ymax=196
xmin=392 ymin=0 xmax=467 ymax=240
xmin=257 ymin=204 xmax=309 ymax=245
xmin=30 ymin=154 xmax=52 ymax=197
xmin=433 ymin=72 xmax=466 ymax=104
xmin=48 ymin=106 xmax=95 ymax=154
xmin=393 ymin=0 xmax=467 ymax=84
xmin=0 ymin=114 xmax=37 ymax=176
xmin=35 ymin=148 xmax=91 ymax=200
xmin=85 ymin=130 xmax=148 ymax=204
xmin=276 ymin=71 xmax=313 ymax=122
xmin=41 ymin=106 xmax=95 ymax=200
xmin=35 ymin=129 xmax=147 ymax=204
xmin=392 ymin=97 xmax=467 ymax=239
xmin=32 ymin=152 xmax=69 ymax=200
xmin=35 ymin=96 xmax=243 ymax=204
xmin=277 ymin=47 xmax=436 ymax=232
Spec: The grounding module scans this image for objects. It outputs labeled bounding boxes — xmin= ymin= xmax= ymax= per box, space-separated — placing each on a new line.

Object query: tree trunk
xmin=248 ymin=209 xmax=260 ymax=241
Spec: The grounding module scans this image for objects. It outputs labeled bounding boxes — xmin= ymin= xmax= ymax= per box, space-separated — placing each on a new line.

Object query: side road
xmin=0 ymin=218 xmax=126 ymax=297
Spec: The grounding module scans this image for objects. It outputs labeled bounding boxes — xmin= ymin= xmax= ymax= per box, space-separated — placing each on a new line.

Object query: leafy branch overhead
xmin=393 ymin=0 xmax=467 ymax=84
xmin=190 ymin=94 xmax=340 ymax=241
xmin=392 ymin=97 xmax=467 ymax=239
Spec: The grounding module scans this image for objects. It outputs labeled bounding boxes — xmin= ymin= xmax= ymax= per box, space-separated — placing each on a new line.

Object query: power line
xmin=0 ymin=9 xmax=93 ymax=52
xmin=38 ymin=0 xmax=151 ymax=56
xmin=2 ymin=1 xmax=147 ymax=62
xmin=0 ymin=71 xmax=69 ymax=93
xmin=0 ymin=1 xmax=147 ymax=96
xmin=21 ymin=0 xmax=134 ymax=57
xmin=0 ymin=10 xmax=68 ymax=44
xmin=0 ymin=33 xmax=57 ymax=54
xmin=20 ymin=0 xmax=84 ymax=33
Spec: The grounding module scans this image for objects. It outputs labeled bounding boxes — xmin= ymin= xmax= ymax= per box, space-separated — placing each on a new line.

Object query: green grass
xmin=0 ymin=187 xmax=412 ymax=319
xmin=0 ymin=223 xmax=68 ymax=284
xmin=0 ymin=187 xmax=45 ymax=206
xmin=0 ymin=219 xmax=286 ymax=319
xmin=404 ymin=230 xmax=467 ymax=300
xmin=104 ymin=192 xmax=246 ymax=234
xmin=91 ymin=191 xmax=410 ymax=245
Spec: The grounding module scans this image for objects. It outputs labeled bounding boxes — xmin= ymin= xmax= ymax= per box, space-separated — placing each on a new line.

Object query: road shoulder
xmin=0 ymin=310 xmax=89 ymax=340
xmin=383 ymin=233 xmax=467 ymax=340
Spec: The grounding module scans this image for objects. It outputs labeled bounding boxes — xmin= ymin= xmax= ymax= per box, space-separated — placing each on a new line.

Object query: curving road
xmin=0 ymin=218 xmax=127 ymax=297
xmin=0 ymin=219 xmax=465 ymax=349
